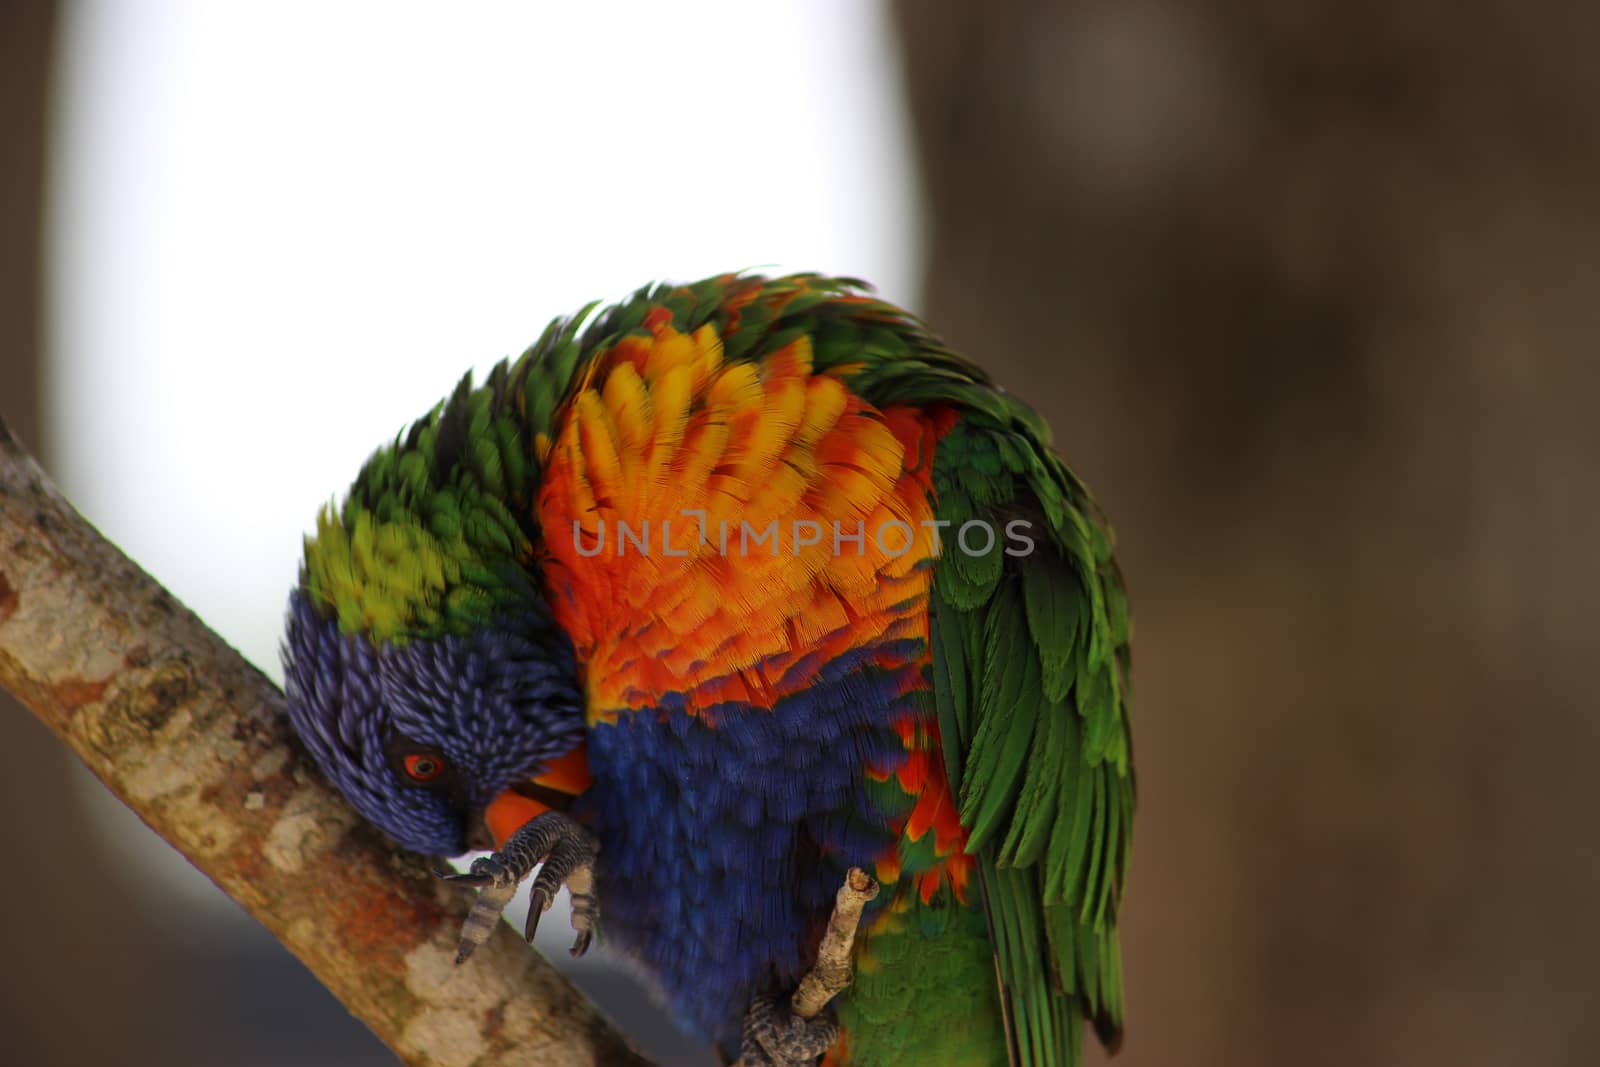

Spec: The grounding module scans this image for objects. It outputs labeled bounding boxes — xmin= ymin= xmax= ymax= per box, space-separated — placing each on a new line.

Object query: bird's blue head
xmin=283 ymin=592 xmax=585 ymax=856
xmin=281 ymin=374 xmax=586 ymax=856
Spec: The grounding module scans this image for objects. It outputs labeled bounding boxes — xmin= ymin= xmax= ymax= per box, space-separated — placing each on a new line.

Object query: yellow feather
xmin=675 ymin=417 xmax=730 ymax=505
xmin=645 ymin=364 xmax=692 ymax=491
xmin=707 ymin=361 xmax=762 ymax=414
xmin=849 ymin=415 xmax=908 ymax=490
xmin=813 ymin=469 xmax=887 ymax=519
xmin=575 ymin=391 xmax=623 ymax=504
xmin=689 ymin=324 xmax=724 ymax=394
xmin=742 ymin=455 xmax=811 ymax=526
xmin=645 ymin=330 xmax=697 ymax=384
xmin=600 ymin=362 xmax=652 ymax=515
xmin=602 ymin=361 xmax=651 ymax=454
xmin=797 ymin=376 xmax=848 ymax=447
xmin=651 ymin=365 xmax=692 ymax=453
xmin=562 ymin=442 xmax=599 ymax=529
xmin=738 ymin=376 xmax=806 ymax=482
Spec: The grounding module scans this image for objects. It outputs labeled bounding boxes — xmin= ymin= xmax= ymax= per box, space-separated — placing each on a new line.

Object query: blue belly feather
xmin=575 ymin=655 xmax=918 ymax=1051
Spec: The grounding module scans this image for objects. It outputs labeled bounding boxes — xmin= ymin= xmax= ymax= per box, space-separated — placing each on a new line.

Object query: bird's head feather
xmin=283 ymin=367 xmax=585 ymax=855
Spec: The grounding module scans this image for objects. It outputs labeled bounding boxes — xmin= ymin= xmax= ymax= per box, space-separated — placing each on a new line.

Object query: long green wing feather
xmin=792 ymin=280 xmax=1134 ymax=1067
xmin=927 ymin=415 xmax=1133 ymax=1067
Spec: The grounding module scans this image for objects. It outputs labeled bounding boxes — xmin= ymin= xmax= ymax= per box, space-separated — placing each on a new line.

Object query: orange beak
xmin=484 ymin=790 xmax=550 ymax=848
xmin=483 ymin=743 xmax=594 ymax=848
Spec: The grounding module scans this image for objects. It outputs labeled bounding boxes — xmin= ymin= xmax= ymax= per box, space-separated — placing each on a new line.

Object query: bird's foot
xmin=437 ymin=809 xmax=599 ymax=963
xmin=739 ymin=994 xmax=839 ymax=1066
xmin=734 ymin=867 xmax=881 ymax=1066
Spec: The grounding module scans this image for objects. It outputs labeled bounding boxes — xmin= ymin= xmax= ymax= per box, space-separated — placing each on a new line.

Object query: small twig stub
xmin=791 ymin=867 xmax=881 ymax=1020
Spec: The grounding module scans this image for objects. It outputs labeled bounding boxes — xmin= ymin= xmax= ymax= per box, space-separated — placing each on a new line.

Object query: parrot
xmin=282 ymin=272 xmax=1133 ymax=1067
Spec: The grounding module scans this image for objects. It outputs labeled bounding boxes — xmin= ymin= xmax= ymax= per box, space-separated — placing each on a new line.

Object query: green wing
xmin=927 ymin=413 xmax=1133 ymax=1067
xmin=786 ymin=280 xmax=1133 ymax=1067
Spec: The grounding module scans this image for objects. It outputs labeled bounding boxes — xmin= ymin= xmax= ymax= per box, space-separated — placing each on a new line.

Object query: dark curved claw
xmin=523 ymin=886 xmax=550 ymax=943
xmin=441 ymin=809 xmax=600 ymax=964
xmin=437 ymin=871 xmax=493 ymax=889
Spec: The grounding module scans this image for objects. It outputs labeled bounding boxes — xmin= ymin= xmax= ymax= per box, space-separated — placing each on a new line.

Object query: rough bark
xmin=0 ymin=420 xmax=654 ymax=1067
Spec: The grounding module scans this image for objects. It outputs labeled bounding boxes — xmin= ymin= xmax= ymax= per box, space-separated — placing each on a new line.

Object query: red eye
xmin=404 ymin=753 xmax=445 ymax=782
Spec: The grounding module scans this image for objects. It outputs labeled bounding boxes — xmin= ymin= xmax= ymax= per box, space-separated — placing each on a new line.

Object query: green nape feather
xmin=302 ymin=304 xmax=603 ymax=644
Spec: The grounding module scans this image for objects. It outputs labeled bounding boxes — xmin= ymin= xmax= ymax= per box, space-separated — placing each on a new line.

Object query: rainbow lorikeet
xmin=282 ymin=273 xmax=1133 ymax=1066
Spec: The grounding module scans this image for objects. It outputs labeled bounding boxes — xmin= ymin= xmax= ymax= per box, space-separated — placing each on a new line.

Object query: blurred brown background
xmin=895 ymin=1 xmax=1600 ymax=1063
xmin=5 ymin=2 xmax=1598 ymax=1065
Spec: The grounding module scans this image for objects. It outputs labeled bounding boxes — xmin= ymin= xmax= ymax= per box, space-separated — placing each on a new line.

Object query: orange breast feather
xmin=536 ymin=316 xmax=944 ymax=720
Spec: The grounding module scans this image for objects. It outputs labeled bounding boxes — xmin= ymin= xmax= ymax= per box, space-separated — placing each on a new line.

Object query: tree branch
xmin=790 ymin=868 xmax=878 ymax=1021
xmin=0 ymin=419 xmax=655 ymax=1067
